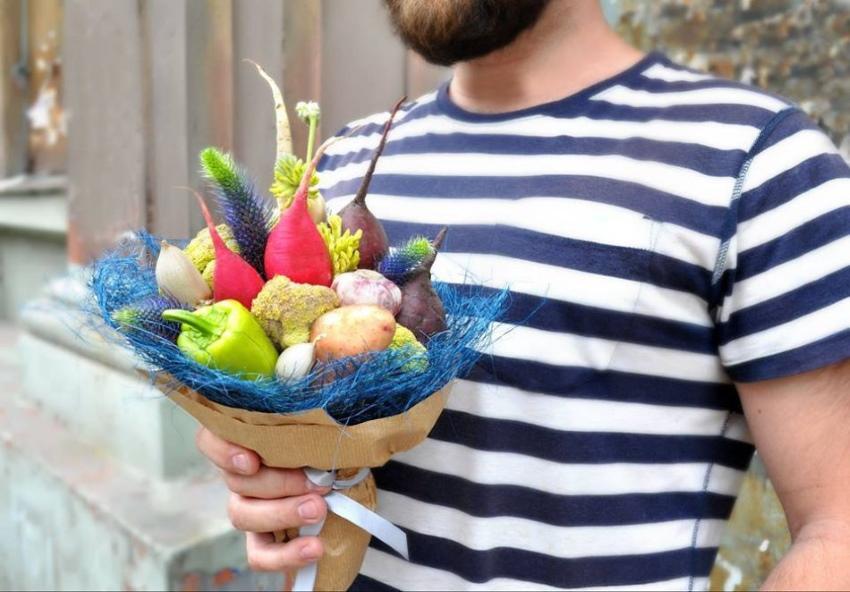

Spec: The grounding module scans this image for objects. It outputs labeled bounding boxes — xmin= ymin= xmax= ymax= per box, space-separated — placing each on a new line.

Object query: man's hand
xmin=196 ymin=427 xmax=329 ymax=572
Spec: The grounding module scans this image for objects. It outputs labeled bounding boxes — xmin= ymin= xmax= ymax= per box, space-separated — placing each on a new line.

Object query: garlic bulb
xmin=275 ymin=342 xmax=316 ymax=381
xmin=156 ymin=240 xmax=212 ymax=305
xmin=332 ymin=270 xmax=402 ymax=315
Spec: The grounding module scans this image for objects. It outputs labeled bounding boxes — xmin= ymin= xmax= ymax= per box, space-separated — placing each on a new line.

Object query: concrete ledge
xmin=21 ymin=288 xmax=139 ymax=376
xmin=0 ymin=175 xmax=68 ymax=237
xmin=0 ymin=326 xmax=280 ymax=591
xmin=0 ymin=175 xmax=68 ymax=322
xmin=17 ymin=285 xmax=207 ymax=480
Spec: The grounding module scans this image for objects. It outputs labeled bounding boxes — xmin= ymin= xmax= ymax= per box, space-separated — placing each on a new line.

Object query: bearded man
xmin=197 ymin=1 xmax=850 ymax=589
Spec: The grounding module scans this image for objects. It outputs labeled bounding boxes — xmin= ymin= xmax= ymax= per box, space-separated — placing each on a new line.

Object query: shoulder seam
xmin=708 ymin=107 xmax=799 ymax=315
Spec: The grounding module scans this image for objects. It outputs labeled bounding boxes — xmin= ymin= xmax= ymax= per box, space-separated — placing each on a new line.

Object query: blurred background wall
xmin=0 ymin=0 xmax=847 ymax=590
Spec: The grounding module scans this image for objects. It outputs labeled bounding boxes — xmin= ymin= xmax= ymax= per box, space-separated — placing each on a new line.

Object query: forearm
xmin=761 ymin=520 xmax=850 ymax=591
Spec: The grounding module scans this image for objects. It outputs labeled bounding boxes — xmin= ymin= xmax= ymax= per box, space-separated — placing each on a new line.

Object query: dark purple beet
xmin=339 ymin=97 xmax=406 ymax=269
xmin=396 ymin=228 xmax=448 ymax=343
xmin=346 ymin=205 xmax=388 ymax=270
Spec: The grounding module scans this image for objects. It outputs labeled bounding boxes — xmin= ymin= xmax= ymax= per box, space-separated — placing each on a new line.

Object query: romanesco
xmin=183 ymin=224 xmax=240 ymax=273
xmin=251 ymin=276 xmax=339 ymax=348
xmin=201 ymin=260 xmax=216 ymax=288
xmin=389 ymin=324 xmax=428 ymax=372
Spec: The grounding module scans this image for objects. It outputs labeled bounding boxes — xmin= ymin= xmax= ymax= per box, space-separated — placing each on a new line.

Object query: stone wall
xmin=611 ymin=0 xmax=850 ymax=589
xmin=614 ymin=0 xmax=850 ymax=155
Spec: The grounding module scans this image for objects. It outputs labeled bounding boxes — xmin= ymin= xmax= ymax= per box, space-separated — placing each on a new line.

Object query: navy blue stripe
xmin=719 ymin=266 xmax=850 ymax=346
xmin=737 ymin=154 xmax=850 ymax=222
xmin=350 ymin=575 xmax=400 ymax=592
xmin=334 ymin=100 xmax=441 ymax=138
xmin=441 ymin=282 xmax=714 ymax=353
xmin=649 ymin=251 xmax=714 ymax=299
xmin=333 ymin=98 xmax=776 ymax=144
xmin=381 ymin=220 xmax=712 ymax=297
xmin=321 ymin=134 xmax=745 ymax=178
xmin=620 ymin=75 xmax=792 ymax=105
xmin=584 ymin=101 xmax=781 ymax=127
xmin=429 ymin=409 xmax=754 ymax=469
xmin=375 ymin=462 xmax=738 ymax=527
xmin=323 ymin=174 xmax=728 ymax=237
xmin=736 ymin=208 xmax=850 ymax=281
xmin=370 ymin=531 xmax=720 ymax=588
xmin=727 ymin=327 xmax=850 ymax=382
xmin=754 ymin=109 xmax=816 ymax=151
xmin=489 ymin=288 xmax=716 ymax=354
xmin=466 ymin=358 xmax=742 ymax=411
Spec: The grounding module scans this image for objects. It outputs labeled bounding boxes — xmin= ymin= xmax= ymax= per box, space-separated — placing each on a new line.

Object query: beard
xmin=384 ymin=0 xmax=551 ymax=66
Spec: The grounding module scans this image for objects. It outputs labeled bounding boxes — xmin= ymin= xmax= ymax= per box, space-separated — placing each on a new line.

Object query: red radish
xmin=193 ymin=191 xmax=265 ymax=309
xmin=264 ymin=139 xmax=335 ymax=286
xmin=338 ymin=97 xmax=406 ymax=269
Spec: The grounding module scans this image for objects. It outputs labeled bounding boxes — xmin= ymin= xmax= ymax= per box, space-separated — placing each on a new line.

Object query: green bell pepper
xmin=162 ymin=299 xmax=278 ymax=379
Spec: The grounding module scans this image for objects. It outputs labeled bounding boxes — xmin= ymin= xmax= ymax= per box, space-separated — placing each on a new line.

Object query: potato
xmin=311 ymin=304 xmax=396 ymax=362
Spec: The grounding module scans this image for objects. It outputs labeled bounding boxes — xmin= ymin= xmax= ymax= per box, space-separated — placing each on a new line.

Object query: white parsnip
xmin=247 ymin=59 xmax=293 ymax=162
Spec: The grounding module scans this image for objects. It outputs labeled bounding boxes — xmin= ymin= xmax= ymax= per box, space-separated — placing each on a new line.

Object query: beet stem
xmin=421 ymin=227 xmax=448 ymax=272
xmin=291 ymin=134 xmax=345 ymax=209
xmin=352 ymin=96 xmax=406 ymax=207
xmin=190 ymin=189 xmax=228 ymax=253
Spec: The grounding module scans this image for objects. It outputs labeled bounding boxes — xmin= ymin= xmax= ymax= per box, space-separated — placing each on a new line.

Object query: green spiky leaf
xmin=270 ymin=154 xmax=319 ymax=208
xmin=317 ymin=214 xmax=362 ymax=275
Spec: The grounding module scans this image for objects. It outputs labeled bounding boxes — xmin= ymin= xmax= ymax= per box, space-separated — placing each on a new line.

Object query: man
xmin=197 ymin=0 xmax=850 ymax=589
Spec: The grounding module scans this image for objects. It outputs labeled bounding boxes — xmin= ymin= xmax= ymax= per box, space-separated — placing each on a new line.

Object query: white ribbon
xmin=292 ymin=468 xmax=409 ymax=592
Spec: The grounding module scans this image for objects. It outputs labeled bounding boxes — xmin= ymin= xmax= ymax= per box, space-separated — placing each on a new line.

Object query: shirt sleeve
xmin=715 ymin=108 xmax=850 ymax=382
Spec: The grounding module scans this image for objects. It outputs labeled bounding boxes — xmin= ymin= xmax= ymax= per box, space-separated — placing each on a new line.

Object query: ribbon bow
xmin=293 ymin=468 xmax=409 ymax=591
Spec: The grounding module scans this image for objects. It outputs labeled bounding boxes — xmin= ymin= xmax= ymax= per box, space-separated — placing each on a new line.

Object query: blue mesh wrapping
xmin=89 ymin=232 xmax=508 ymax=424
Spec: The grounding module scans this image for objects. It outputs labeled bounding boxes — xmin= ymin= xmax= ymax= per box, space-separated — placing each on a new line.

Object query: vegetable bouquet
xmin=90 ymin=64 xmax=505 ymax=591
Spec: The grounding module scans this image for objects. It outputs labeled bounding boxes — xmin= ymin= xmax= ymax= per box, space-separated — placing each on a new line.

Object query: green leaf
xmin=270 ymin=154 xmax=319 ymax=208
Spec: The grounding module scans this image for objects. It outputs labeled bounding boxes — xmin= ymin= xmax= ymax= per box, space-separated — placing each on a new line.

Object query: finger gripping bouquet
xmin=90 ymin=65 xmax=507 ymax=592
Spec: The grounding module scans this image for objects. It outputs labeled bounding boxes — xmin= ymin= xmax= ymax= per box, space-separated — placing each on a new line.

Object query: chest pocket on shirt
xmin=452 ymin=207 xmax=664 ymax=394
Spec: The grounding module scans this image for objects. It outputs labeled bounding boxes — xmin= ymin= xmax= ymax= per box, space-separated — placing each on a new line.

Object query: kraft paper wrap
xmin=161 ymin=378 xmax=451 ymax=591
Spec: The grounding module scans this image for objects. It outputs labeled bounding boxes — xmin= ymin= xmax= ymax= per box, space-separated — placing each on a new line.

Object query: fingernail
xmin=232 ymin=453 xmax=251 ymax=474
xmin=298 ymin=500 xmax=320 ymax=521
xmin=299 ymin=541 xmax=321 ymax=561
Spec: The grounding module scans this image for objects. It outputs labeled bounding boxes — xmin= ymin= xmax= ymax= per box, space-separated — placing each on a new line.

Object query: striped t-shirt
xmin=318 ymin=52 xmax=850 ymax=591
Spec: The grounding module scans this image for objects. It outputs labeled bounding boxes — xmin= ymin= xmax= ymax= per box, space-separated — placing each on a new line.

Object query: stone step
xmin=0 ymin=330 xmax=280 ymax=591
xmin=18 ymin=280 xmax=204 ymax=481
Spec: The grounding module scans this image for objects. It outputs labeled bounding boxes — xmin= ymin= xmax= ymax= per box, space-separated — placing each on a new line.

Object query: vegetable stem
xmin=162 ymin=309 xmax=219 ymax=335
xmin=421 ymin=227 xmax=448 ymax=272
xmin=305 ymin=114 xmax=318 ymax=164
xmin=353 ymin=96 xmax=405 ymax=206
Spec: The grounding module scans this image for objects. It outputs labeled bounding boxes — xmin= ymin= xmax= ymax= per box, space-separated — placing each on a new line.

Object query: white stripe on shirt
xmin=591 ymin=84 xmax=789 ymax=112
xmin=394 ymin=438 xmax=747 ymax=497
xmin=321 ymin=152 xmax=736 ymax=207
